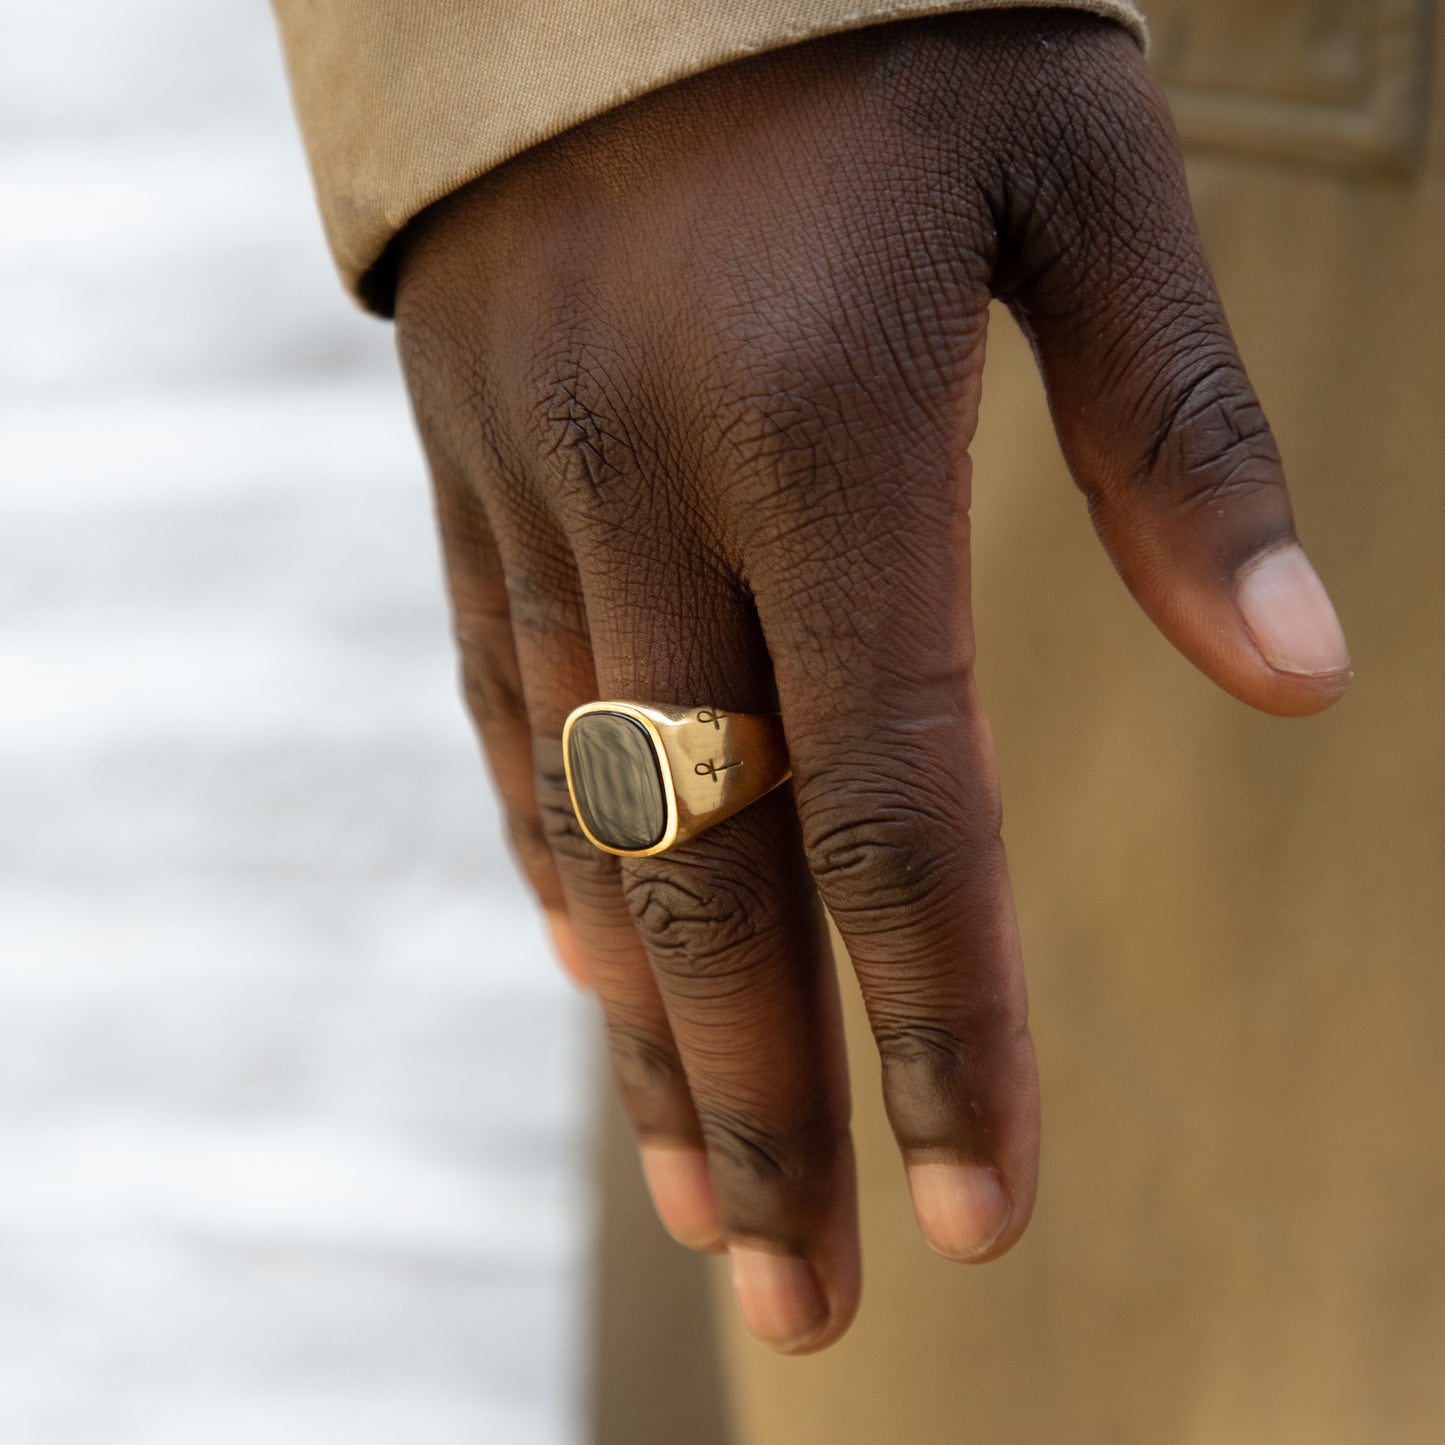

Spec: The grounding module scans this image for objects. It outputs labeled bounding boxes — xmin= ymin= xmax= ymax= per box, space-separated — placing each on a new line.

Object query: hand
xmin=393 ymin=11 xmax=1350 ymax=1354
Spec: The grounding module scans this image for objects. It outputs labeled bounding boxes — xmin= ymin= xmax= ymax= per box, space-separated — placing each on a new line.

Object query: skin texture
xmin=392 ymin=12 xmax=1350 ymax=1353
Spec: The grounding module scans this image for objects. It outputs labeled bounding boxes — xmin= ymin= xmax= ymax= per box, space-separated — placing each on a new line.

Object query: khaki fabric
xmin=270 ymin=0 xmax=1145 ymax=309
xmin=269 ymin=0 xmax=1444 ymax=1438
xmin=703 ymin=2 xmax=1445 ymax=1441
xmin=591 ymin=1083 xmax=734 ymax=1445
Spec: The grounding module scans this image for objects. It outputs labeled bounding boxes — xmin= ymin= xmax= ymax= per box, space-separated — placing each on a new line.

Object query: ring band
xmin=563 ymin=701 xmax=791 ymax=857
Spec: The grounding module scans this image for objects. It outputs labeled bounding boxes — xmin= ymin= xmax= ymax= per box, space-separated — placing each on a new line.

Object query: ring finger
xmin=575 ymin=550 xmax=860 ymax=1355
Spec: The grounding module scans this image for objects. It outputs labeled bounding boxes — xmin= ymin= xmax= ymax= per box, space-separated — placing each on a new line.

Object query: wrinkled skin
xmin=394 ymin=12 xmax=1349 ymax=1353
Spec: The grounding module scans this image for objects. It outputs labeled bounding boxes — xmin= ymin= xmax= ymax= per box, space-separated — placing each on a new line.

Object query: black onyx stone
xmin=568 ymin=712 xmax=668 ymax=851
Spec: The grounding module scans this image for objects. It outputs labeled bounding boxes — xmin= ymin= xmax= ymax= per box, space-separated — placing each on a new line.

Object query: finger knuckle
xmin=504 ymin=809 xmax=556 ymax=889
xmin=457 ymin=648 xmax=521 ymax=734
xmin=1140 ymin=352 xmax=1282 ymax=505
xmin=872 ymin=1015 xmax=991 ymax=1151
xmin=802 ymin=788 xmax=968 ymax=928
xmin=874 ymin=1016 xmax=973 ymax=1075
xmin=534 ymin=762 xmax=618 ymax=891
xmin=621 ymin=855 xmax=767 ymax=983
xmin=697 ymin=1101 xmax=844 ymax=1239
xmin=499 ymin=561 xmax=588 ymax=643
xmin=698 ymin=1108 xmax=789 ymax=1189
xmin=606 ymin=1021 xmax=690 ymax=1131
xmin=527 ymin=316 xmax=642 ymax=507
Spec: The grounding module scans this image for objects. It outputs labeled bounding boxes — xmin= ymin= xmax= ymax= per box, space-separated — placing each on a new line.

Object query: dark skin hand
xmin=394 ymin=12 xmax=1351 ymax=1353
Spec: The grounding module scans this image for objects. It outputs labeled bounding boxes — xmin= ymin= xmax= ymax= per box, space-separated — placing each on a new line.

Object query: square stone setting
xmin=566 ymin=711 xmax=668 ymax=852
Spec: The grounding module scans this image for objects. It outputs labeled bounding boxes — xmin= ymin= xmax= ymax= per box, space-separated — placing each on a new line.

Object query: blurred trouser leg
xmin=715 ymin=6 xmax=1445 ymax=1442
xmin=590 ymin=1082 xmax=734 ymax=1445
xmin=592 ymin=5 xmax=1445 ymax=1441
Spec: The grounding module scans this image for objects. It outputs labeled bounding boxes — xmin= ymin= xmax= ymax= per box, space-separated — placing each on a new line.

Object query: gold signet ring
xmin=562 ymin=701 xmax=791 ymax=858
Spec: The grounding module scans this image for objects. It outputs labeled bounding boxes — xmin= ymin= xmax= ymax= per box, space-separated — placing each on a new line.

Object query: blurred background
xmin=0 ymin=3 xmax=592 ymax=1441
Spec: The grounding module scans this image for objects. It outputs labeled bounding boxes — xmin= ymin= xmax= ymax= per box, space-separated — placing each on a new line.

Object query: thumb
xmin=999 ymin=47 xmax=1350 ymax=718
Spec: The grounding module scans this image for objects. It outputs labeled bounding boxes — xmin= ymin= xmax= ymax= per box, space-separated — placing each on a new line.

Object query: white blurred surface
xmin=0 ymin=5 xmax=591 ymax=1442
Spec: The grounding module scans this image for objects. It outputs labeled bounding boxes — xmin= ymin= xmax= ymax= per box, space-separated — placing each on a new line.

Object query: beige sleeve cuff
xmin=271 ymin=0 xmax=1147 ymax=312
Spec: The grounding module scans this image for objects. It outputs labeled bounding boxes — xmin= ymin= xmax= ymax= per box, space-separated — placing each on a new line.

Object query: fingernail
xmin=640 ymin=1145 xmax=724 ymax=1252
xmin=908 ymin=1162 xmax=1011 ymax=1262
xmin=1237 ymin=546 xmax=1350 ymax=678
xmin=730 ymin=1247 xmax=828 ymax=1352
xmin=544 ymin=910 xmax=590 ymax=989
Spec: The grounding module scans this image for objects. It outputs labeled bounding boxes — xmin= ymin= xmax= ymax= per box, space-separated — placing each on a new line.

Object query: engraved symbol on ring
xmin=696 ymin=709 xmax=727 ymax=730
xmin=694 ymin=759 xmax=742 ymax=781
